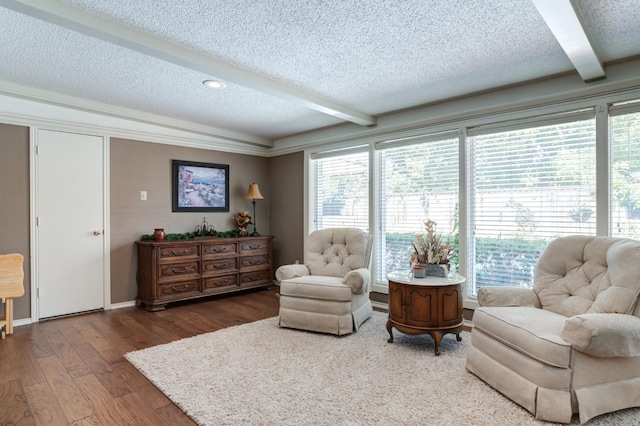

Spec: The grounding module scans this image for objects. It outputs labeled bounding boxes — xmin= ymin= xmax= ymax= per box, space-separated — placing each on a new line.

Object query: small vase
xmin=153 ymin=228 xmax=165 ymax=241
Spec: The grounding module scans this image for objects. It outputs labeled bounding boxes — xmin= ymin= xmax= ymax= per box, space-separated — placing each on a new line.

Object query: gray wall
xmin=269 ymin=151 xmax=304 ymax=268
xmin=0 ymin=129 xmax=279 ymax=319
xmin=0 ymin=123 xmax=31 ymax=320
xmin=110 ymin=138 xmax=270 ymax=303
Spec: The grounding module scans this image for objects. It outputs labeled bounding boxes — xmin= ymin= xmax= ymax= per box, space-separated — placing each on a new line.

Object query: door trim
xmin=29 ymin=126 xmax=111 ymax=323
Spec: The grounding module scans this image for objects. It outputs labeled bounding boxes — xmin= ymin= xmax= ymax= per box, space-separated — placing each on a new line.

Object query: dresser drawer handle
xmin=213 ymin=247 xmax=229 ymax=253
xmin=171 ymin=267 xmax=190 ymax=274
xmin=247 ymin=259 xmax=265 ymax=265
xmin=214 ymin=263 xmax=229 ymax=269
xmin=171 ymin=284 xmax=192 ymax=292
xmin=171 ymin=249 xmax=191 ymax=256
xmin=248 ymin=244 xmax=263 ymax=250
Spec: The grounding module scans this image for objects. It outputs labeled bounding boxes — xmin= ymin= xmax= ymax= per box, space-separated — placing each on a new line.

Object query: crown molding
xmin=270 ymin=59 xmax=640 ymax=157
xmin=0 ymin=91 xmax=271 ymax=156
xmin=0 ymin=80 xmax=272 ymax=148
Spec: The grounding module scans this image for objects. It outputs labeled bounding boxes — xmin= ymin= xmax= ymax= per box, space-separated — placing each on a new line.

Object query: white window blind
xmin=610 ymin=106 xmax=640 ymax=239
xmin=312 ymin=150 xmax=369 ymax=231
xmin=376 ymin=135 xmax=459 ymax=284
xmin=469 ymin=113 xmax=596 ymax=295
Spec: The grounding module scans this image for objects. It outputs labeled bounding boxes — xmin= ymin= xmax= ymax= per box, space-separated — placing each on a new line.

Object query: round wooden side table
xmin=386 ymin=270 xmax=465 ymax=356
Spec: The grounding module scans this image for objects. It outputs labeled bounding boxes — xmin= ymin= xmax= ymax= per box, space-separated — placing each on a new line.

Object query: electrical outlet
xmin=140 ymin=190 xmax=147 ymax=201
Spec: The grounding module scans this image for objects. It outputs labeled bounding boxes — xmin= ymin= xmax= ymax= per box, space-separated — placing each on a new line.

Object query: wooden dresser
xmin=135 ymin=236 xmax=274 ymax=311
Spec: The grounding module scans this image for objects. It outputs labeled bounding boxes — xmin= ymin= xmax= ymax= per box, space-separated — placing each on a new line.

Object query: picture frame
xmin=172 ymin=160 xmax=230 ymax=212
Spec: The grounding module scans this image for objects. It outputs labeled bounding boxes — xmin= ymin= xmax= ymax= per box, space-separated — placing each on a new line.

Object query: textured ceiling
xmin=1 ymin=0 xmax=639 ymax=147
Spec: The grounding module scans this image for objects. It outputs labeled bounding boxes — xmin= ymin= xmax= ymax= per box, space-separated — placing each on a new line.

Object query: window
xmin=468 ymin=111 xmax=596 ymax=295
xmin=307 ymin=97 xmax=640 ymax=301
xmin=311 ymin=149 xmax=369 ymax=231
xmin=375 ymin=134 xmax=459 ymax=283
xmin=610 ymin=105 xmax=640 ymax=239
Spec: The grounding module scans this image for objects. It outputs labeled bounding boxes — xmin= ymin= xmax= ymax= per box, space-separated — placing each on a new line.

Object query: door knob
xmin=93 ymin=230 xmax=102 ymax=236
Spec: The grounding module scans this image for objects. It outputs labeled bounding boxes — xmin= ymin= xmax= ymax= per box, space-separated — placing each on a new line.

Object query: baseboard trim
xmin=12 ymin=317 xmax=33 ymax=328
xmin=110 ymin=300 xmax=137 ymax=310
xmin=371 ymin=300 xmax=388 ymax=312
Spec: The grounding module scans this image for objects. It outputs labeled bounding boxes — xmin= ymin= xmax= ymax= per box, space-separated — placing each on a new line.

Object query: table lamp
xmin=244 ymin=183 xmax=264 ymax=236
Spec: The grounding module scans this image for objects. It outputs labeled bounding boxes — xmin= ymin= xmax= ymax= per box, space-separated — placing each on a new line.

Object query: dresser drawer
xmin=202 ymin=274 xmax=237 ymax=293
xmin=202 ymin=258 xmax=237 ymax=274
xmin=159 ymin=245 xmax=199 ymax=259
xmin=239 ymin=254 xmax=269 ymax=270
xmin=239 ymin=269 xmax=271 ymax=285
xmin=158 ymin=261 xmax=200 ymax=280
xmin=158 ymin=280 xmax=200 ymax=299
xmin=203 ymin=242 xmax=237 ymax=257
xmin=238 ymin=239 xmax=269 ymax=254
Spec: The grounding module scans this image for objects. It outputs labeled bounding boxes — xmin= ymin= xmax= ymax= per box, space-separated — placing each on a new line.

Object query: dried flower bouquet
xmin=411 ymin=219 xmax=453 ymax=266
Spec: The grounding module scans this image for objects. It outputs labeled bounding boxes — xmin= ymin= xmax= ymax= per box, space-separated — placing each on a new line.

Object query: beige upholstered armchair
xmin=276 ymin=228 xmax=373 ymax=335
xmin=466 ymin=235 xmax=640 ymax=424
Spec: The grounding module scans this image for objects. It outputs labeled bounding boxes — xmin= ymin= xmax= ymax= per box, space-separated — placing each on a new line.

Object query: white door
xmin=36 ymin=129 xmax=105 ymax=319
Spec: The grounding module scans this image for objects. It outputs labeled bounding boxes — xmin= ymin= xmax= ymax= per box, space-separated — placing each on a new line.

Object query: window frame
xmin=467 ymin=110 xmax=597 ymax=296
xmin=374 ymin=131 xmax=460 ymax=288
xmin=305 ymin=90 xmax=640 ymax=309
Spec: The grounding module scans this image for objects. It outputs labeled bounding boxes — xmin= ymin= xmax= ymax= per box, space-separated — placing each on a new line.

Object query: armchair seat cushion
xmin=473 ymin=306 xmax=572 ymax=368
xmin=280 ymin=276 xmax=352 ymax=302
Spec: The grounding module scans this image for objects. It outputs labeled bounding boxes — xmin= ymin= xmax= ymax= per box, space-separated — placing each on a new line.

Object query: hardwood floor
xmin=0 ymin=287 xmax=280 ymax=425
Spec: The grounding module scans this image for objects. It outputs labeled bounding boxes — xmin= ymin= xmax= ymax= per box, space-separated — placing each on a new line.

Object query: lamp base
xmin=250 ymin=231 xmax=261 ymax=237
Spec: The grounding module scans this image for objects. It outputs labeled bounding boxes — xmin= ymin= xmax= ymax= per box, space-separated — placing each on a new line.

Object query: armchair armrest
xmin=562 ymin=313 xmax=640 ymax=358
xmin=343 ymin=268 xmax=371 ymax=294
xmin=275 ymin=264 xmax=310 ymax=282
xmin=477 ymin=286 xmax=537 ymax=307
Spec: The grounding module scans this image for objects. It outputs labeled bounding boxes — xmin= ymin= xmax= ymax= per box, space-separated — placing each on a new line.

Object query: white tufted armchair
xmin=276 ymin=228 xmax=373 ymax=335
xmin=466 ymin=235 xmax=640 ymax=423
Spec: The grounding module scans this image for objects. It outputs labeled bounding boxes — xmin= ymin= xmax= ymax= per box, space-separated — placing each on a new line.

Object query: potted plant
xmin=410 ymin=219 xmax=454 ymax=277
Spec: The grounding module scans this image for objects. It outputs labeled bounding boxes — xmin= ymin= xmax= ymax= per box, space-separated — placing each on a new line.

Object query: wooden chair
xmin=0 ymin=253 xmax=25 ymax=339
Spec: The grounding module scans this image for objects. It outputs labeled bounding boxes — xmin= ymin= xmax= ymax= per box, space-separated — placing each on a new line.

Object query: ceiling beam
xmin=531 ymin=0 xmax=605 ymax=82
xmin=0 ymin=0 xmax=376 ymax=127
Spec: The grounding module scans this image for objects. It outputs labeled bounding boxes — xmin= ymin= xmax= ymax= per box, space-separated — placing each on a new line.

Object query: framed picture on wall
xmin=172 ymin=160 xmax=230 ymax=212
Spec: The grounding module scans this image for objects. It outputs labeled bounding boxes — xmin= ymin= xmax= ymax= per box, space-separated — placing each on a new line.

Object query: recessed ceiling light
xmin=203 ymin=79 xmax=226 ymax=89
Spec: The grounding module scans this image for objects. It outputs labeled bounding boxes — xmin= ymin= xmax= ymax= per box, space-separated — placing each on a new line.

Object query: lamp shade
xmin=244 ymin=183 xmax=264 ymax=200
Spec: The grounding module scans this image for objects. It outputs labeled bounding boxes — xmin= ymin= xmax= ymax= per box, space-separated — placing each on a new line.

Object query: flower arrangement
xmin=234 ymin=211 xmax=252 ymax=236
xmin=411 ymin=219 xmax=453 ymax=266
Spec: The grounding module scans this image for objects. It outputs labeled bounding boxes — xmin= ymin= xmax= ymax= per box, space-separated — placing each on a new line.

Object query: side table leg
xmin=386 ymin=319 xmax=394 ymax=343
xmin=432 ymin=331 xmax=444 ymax=356
xmin=456 ymin=332 xmax=462 ymax=341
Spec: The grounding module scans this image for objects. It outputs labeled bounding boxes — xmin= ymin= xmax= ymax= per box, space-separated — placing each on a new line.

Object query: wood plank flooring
xmin=0 ymin=287 xmax=280 ymax=425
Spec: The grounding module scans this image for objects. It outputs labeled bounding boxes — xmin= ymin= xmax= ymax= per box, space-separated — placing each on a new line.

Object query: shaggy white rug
xmin=125 ymin=312 xmax=639 ymax=425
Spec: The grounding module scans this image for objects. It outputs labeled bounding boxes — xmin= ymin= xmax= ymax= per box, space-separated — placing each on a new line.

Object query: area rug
xmin=125 ymin=312 xmax=639 ymax=425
